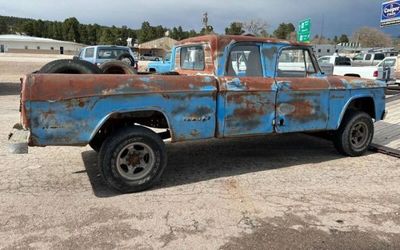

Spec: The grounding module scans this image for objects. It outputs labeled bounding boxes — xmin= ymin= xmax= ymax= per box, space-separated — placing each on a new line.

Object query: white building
xmin=0 ymin=34 xmax=86 ymax=55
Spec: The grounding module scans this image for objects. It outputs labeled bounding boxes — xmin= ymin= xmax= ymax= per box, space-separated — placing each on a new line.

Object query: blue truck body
xmin=147 ymin=52 xmax=172 ymax=73
xmin=18 ymin=35 xmax=386 ymax=147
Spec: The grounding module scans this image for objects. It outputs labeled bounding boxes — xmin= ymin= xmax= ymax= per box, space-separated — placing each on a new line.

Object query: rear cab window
xmin=226 ymin=44 xmax=263 ymax=77
xmin=374 ymin=53 xmax=385 ymax=61
xmin=180 ymin=46 xmax=205 ymax=70
xmin=334 ymin=57 xmax=351 ymax=66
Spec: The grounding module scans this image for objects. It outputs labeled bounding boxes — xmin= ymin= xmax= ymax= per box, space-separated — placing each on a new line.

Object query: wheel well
xmin=149 ymin=68 xmax=156 ymax=73
xmin=90 ymin=110 xmax=171 ymax=145
xmin=344 ymin=74 xmax=360 ymax=78
xmin=344 ymin=97 xmax=375 ymax=120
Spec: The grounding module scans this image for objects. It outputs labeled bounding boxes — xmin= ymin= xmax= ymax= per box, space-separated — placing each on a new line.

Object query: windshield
xmin=353 ymin=54 xmax=364 ymax=61
xmin=97 ymin=48 xmax=129 ymax=59
xmin=164 ymin=52 xmax=172 ymax=62
xmin=379 ymin=58 xmax=396 ymax=68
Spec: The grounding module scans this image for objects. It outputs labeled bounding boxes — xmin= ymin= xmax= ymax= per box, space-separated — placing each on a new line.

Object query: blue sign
xmin=381 ymin=0 xmax=400 ymax=26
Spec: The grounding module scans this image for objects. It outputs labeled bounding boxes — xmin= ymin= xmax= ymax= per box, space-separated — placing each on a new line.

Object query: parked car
xmin=351 ymin=50 xmax=398 ymax=66
xmin=147 ymin=52 xmax=172 ymax=73
xmin=319 ymin=54 xmax=392 ymax=80
xmin=76 ymin=45 xmax=138 ymax=70
xmin=10 ymin=35 xmax=387 ymax=193
xmin=140 ymin=53 xmax=161 ymax=61
xmin=318 ymin=55 xmax=352 ymax=75
xmin=318 ymin=55 xmax=352 ymax=66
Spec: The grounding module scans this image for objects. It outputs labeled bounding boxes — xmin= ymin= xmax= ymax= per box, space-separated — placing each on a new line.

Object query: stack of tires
xmin=39 ymin=57 xmax=136 ymax=75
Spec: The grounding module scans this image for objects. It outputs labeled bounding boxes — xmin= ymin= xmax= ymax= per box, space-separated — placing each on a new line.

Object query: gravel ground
xmin=0 ymin=56 xmax=400 ymax=249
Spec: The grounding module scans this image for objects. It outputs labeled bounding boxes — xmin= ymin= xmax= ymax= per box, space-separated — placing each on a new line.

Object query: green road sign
xmin=297 ymin=18 xmax=311 ymax=42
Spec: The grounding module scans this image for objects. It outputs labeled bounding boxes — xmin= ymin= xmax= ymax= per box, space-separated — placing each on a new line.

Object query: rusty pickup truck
xmin=9 ymin=35 xmax=387 ymax=193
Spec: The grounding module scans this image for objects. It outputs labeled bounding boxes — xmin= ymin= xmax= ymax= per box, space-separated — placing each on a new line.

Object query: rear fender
xmin=89 ymin=108 xmax=173 ymax=141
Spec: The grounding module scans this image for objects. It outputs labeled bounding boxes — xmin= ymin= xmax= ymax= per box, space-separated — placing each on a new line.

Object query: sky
xmin=0 ymin=0 xmax=398 ymax=38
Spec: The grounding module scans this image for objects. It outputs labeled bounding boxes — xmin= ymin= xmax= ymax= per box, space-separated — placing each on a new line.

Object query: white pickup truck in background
xmin=318 ymin=55 xmax=399 ymax=83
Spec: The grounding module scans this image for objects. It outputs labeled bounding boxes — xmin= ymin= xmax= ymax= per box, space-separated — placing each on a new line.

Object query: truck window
xmin=226 ymin=45 xmax=262 ymax=77
xmin=84 ymin=48 xmax=94 ymax=58
xmin=353 ymin=54 xmax=363 ymax=61
xmin=382 ymin=58 xmax=396 ymax=67
xmin=365 ymin=54 xmax=372 ymax=60
xmin=180 ymin=46 xmax=205 ymax=70
xmin=374 ymin=53 xmax=385 ymax=60
xmin=277 ymin=48 xmax=316 ymax=77
xmin=335 ymin=57 xmax=351 ymax=66
xmin=98 ymin=48 xmax=126 ymax=59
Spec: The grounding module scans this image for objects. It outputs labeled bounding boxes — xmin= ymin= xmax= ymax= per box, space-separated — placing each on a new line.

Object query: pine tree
xmin=0 ymin=19 xmax=8 ymax=34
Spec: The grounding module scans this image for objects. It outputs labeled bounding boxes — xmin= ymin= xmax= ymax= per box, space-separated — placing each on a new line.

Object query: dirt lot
xmin=0 ymin=55 xmax=400 ymax=249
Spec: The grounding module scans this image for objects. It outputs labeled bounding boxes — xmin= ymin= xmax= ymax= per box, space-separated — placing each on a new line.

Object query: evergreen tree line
xmin=0 ymin=15 xmax=203 ymax=45
xmin=0 ymin=15 xmax=356 ymax=46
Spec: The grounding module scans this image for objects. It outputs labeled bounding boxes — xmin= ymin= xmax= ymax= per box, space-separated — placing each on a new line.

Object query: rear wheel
xmin=98 ymin=126 xmax=167 ymax=193
xmin=333 ymin=111 xmax=374 ymax=156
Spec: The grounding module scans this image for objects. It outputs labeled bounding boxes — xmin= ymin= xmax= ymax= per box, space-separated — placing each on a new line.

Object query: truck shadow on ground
xmin=81 ymin=133 xmax=368 ymax=198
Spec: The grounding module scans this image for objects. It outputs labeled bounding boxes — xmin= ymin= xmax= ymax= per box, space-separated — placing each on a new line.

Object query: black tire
xmin=98 ymin=126 xmax=167 ymax=193
xmin=39 ymin=59 xmax=102 ymax=74
xmin=117 ymin=53 xmax=135 ymax=67
xmin=89 ymin=133 xmax=106 ymax=152
xmin=333 ymin=111 xmax=374 ymax=156
xmin=99 ymin=60 xmax=135 ymax=74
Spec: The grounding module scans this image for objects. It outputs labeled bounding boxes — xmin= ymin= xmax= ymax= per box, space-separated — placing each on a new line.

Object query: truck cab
xmin=352 ymin=52 xmax=386 ymax=66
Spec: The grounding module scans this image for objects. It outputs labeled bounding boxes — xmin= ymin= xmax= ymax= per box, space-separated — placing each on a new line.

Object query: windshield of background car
xmin=97 ymin=48 xmax=128 ymax=59
xmin=180 ymin=46 xmax=205 ymax=70
xmin=353 ymin=54 xmax=364 ymax=61
xmin=165 ymin=52 xmax=172 ymax=61
xmin=380 ymin=58 xmax=396 ymax=68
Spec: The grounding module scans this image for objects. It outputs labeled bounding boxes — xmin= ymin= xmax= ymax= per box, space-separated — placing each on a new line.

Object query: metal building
xmin=0 ymin=34 xmax=85 ymax=55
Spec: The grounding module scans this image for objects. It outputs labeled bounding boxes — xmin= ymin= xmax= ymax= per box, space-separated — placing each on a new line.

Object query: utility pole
xmin=202 ymin=12 xmax=209 ymax=30
xmin=319 ymin=14 xmax=324 ymax=44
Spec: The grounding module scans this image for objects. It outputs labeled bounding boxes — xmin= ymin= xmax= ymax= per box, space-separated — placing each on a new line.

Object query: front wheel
xmin=98 ymin=126 xmax=167 ymax=193
xmin=333 ymin=111 xmax=374 ymax=156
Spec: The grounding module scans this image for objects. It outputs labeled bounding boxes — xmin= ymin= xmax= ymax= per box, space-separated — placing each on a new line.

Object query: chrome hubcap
xmin=116 ymin=142 xmax=155 ymax=180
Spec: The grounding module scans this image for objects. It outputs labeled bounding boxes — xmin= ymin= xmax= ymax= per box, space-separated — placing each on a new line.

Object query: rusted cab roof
xmin=177 ymin=35 xmax=309 ymax=53
xmin=175 ymin=35 xmax=310 ymax=75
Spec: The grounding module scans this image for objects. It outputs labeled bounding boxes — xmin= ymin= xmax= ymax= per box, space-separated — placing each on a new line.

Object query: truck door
xmin=274 ymin=47 xmax=330 ymax=133
xmin=219 ymin=43 xmax=277 ymax=137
